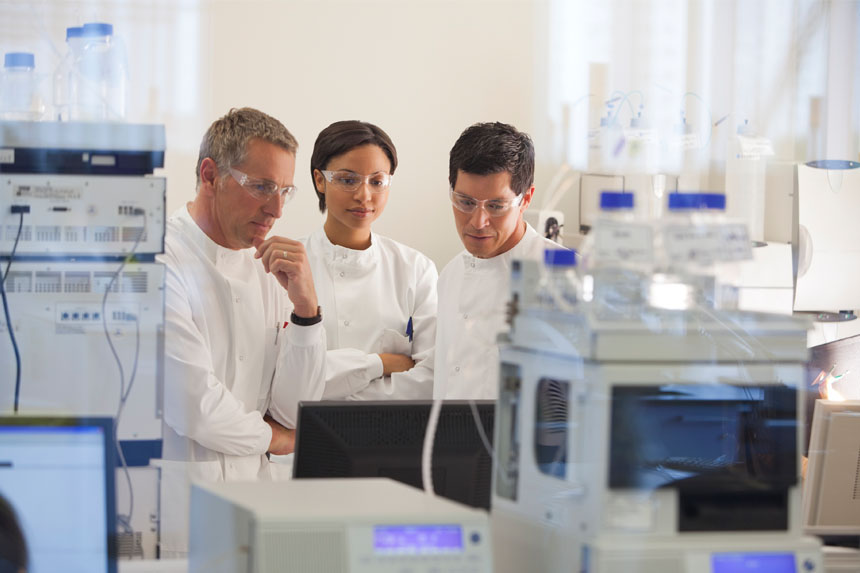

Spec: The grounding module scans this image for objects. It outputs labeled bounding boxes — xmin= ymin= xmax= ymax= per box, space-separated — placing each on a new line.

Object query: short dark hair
xmin=0 ymin=495 xmax=27 ymax=571
xmin=448 ymin=122 xmax=534 ymax=196
xmin=196 ymin=107 xmax=298 ymax=189
xmin=310 ymin=120 xmax=398 ymax=213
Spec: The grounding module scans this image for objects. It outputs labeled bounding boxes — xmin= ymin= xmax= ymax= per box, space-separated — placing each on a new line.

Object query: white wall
xmin=0 ymin=0 xmax=544 ymax=269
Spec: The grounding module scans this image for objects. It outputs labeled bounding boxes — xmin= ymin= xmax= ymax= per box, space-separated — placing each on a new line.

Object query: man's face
xmin=211 ymin=139 xmax=296 ymax=249
xmin=451 ymin=170 xmax=533 ymax=259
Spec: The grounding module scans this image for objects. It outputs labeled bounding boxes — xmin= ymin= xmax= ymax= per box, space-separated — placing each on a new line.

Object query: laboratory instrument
xmin=189 ymin=477 xmax=492 ymax=573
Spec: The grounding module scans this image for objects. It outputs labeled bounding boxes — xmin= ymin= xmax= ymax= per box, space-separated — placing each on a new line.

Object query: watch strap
xmin=290 ymin=306 xmax=322 ymax=326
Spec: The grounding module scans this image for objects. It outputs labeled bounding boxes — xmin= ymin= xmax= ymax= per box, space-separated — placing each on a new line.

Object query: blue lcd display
xmin=712 ymin=552 xmax=796 ymax=573
xmin=374 ymin=525 xmax=463 ymax=555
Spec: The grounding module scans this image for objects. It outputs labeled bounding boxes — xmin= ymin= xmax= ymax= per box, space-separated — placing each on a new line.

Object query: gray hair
xmin=195 ymin=107 xmax=298 ymax=189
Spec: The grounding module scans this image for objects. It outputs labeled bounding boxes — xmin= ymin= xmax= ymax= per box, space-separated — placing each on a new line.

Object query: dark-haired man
xmin=156 ymin=108 xmax=326 ymax=555
xmin=433 ymin=122 xmax=558 ymax=400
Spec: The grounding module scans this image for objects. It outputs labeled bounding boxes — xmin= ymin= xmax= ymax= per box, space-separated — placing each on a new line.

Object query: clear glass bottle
xmin=53 ymin=26 xmax=85 ymax=121
xmin=69 ymin=22 xmax=128 ymax=121
xmin=583 ymin=191 xmax=654 ymax=317
xmin=537 ymin=248 xmax=580 ymax=312
xmin=655 ymin=192 xmax=746 ymax=310
xmin=0 ymin=52 xmax=45 ymax=121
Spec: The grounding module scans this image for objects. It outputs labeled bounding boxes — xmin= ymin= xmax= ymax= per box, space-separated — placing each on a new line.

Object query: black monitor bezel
xmin=0 ymin=415 xmax=118 ymax=573
xmin=292 ymin=400 xmax=494 ymax=510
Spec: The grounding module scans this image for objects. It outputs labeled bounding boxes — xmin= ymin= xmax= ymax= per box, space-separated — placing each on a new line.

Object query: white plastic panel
xmin=0 ymin=261 xmax=164 ymax=441
xmin=0 ymin=174 xmax=165 ymax=256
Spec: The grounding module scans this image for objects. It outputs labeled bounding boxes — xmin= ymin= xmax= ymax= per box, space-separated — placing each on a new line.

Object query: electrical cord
xmin=101 ymin=210 xmax=146 ymax=534
xmin=3 ymin=212 xmax=24 ymax=282
xmin=3 ymin=211 xmax=25 ymax=413
xmin=421 ymin=398 xmax=443 ymax=496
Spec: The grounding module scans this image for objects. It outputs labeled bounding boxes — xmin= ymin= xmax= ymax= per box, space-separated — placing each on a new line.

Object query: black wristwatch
xmin=290 ymin=306 xmax=322 ymax=326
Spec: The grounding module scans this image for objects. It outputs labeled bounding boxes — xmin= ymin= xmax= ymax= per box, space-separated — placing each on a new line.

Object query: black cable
xmin=2 ymin=213 xmax=24 ymax=282
xmin=101 ymin=211 xmax=146 ymax=534
xmin=2 ymin=212 xmax=25 ymax=413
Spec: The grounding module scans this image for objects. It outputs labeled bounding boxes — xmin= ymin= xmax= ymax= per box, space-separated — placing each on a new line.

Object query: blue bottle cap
xmin=600 ymin=191 xmax=634 ymax=210
xmin=667 ymin=192 xmax=726 ymax=211
xmin=544 ymin=248 xmax=577 ymax=267
xmin=82 ymin=22 xmax=114 ymax=37
xmin=4 ymin=52 xmax=34 ymax=69
xmin=66 ymin=26 xmax=84 ymax=40
xmin=805 ymin=160 xmax=860 ymax=170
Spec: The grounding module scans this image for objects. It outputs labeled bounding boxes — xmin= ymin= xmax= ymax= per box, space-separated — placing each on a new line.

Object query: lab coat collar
xmin=460 ymin=222 xmax=542 ymax=273
xmin=311 ymin=227 xmax=379 ymax=272
xmin=173 ymin=204 xmax=251 ymax=265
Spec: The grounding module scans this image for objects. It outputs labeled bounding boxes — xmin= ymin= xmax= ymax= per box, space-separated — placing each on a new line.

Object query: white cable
xmin=541 ymin=164 xmax=572 ymax=210
xmin=543 ymin=171 xmax=581 ymax=215
xmin=101 ymin=210 xmax=146 ymax=534
xmin=421 ymin=398 xmax=443 ymax=496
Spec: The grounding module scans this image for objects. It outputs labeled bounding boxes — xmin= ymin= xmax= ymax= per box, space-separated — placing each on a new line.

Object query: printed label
xmin=665 ymin=223 xmax=753 ymax=264
xmin=594 ymin=222 xmax=654 ymax=263
xmin=717 ymin=223 xmax=753 ymax=261
xmin=15 ymin=184 xmax=82 ymax=200
xmin=664 ymin=224 xmax=720 ymax=265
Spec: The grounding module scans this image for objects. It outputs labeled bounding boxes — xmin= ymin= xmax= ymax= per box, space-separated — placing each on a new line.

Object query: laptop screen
xmin=0 ymin=417 xmax=116 ymax=573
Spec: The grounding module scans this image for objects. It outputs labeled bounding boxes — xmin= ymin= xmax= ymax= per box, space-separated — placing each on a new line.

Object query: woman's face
xmin=314 ymin=144 xmax=392 ymax=239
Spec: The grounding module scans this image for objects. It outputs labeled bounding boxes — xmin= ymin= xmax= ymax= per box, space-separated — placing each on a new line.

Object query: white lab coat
xmin=302 ymin=228 xmax=437 ymax=400
xmin=433 ymin=223 xmax=558 ymax=400
xmin=155 ymin=206 xmax=326 ymax=556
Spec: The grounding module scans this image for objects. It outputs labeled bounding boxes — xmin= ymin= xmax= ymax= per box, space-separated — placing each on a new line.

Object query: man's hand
xmin=255 ymin=236 xmax=319 ymax=317
xmin=379 ymin=353 xmax=415 ymax=376
xmin=264 ymin=415 xmax=295 ymax=456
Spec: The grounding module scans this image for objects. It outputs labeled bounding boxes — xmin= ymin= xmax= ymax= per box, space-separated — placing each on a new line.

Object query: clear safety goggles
xmin=449 ymin=188 xmax=524 ymax=217
xmin=320 ymin=170 xmax=392 ymax=193
xmin=229 ymin=167 xmax=298 ymax=202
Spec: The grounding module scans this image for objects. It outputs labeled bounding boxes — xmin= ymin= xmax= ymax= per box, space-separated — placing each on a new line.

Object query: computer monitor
xmin=608 ymin=383 xmax=799 ymax=532
xmin=803 ymin=400 xmax=860 ymax=537
xmin=0 ymin=416 xmax=117 ymax=573
xmin=293 ymin=400 xmax=494 ymax=510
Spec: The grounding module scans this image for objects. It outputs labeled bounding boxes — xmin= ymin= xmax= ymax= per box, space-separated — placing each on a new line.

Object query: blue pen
xmin=406 ymin=316 xmax=413 ymax=342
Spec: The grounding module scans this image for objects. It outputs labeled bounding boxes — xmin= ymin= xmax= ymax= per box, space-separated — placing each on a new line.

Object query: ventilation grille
xmin=122 ymin=226 xmax=146 ymax=242
xmin=853 ymin=445 xmax=860 ymax=501
xmin=3 ymin=225 xmax=150 ymax=244
xmin=5 ymin=271 xmax=31 ymax=293
xmin=91 ymin=226 xmax=119 ymax=242
xmin=259 ymin=528 xmax=346 ymax=573
xmin=35 ymin=225 xmax=61 ymax=242
xmin=34 ymin=271 xmax=62 ymax=293
xmin=116 ymin=531 xmax=144 ymax=559
xmin=121 ymin=271 xmax=148 ymax=293
xmin=3 ymin=270 xmax=148 ymax=294
xmin=5 ymin=224 xmax=31 ymax=241
xmin=64 ymin=226 xmax=86 ymax=242
xmin=63 ymin=272 xmax=91 ymax=293
xmin=93 ymin=271 xmax=119 ymax=294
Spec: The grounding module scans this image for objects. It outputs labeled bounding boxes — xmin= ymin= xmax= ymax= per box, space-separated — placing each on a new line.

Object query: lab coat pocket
xmin=379 ymin=328 xmax=412 ymax=355
xmin=153 ymin=459 xmax=222 ymax=556
xmin=258 ymin=325 xmax=280 ymax=410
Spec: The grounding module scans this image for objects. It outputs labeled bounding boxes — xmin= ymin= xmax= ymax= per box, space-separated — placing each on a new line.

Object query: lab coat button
xmin=339 ymin=271 xmax=345 ymax=278
xmin=463 ymin=313 xmax=468 ymax=319
xmin=344 ymin=320 xmax=350 ymax=326
xmin=455 ymin=366 xmax=460 ymax=372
